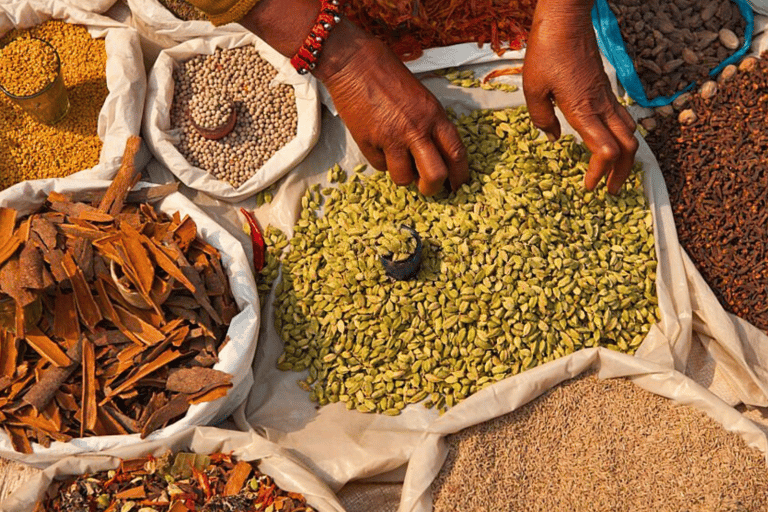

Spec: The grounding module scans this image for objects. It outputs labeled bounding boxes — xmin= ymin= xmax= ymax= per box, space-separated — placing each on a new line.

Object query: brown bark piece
xmin=139 ymin=393 xmax=188 ymax=438
xmin=141 ymin=237 xmax=196 ymax=293
xmin=25 ymin=326 xmax=72 ymax=367
xmin=0 ymin=332 xmax=17 ymax=378
xmin=223 ymin=460 xmax=253 ymax=496
xmin=5 ymin=425 xmax=32 ymax=454
xmin=175 ymin=249 xmax=222 ymax=325
xmin=0 ymin=208 xmax=16 ymax=247
xmin=113 ymin=305 xmax=165 ymax=345
xmin=62 ymin=182 xmax=179 ymax=205
xmin=166 ymin=368 xmax=232 ymax=395
xmin=53 ymin=292 xmax=80 ymax=348
xmin=102 ymin=349 xmax=182 ymax=405
xmin=188 ymin=385 xmax=230 ymax=405
xmin=61 ymin=251 xmax=102 ymax=330
xmin=18 ymin=243 xmax=46 ymax=290
xmin=0 ymin=257 xmax=38 ymax=307
xmin=119 ymin=223 xmax=155 ymax=293
xmin=171 ymin=215 xmax=197 ymax=252
xmin=81 ymin=337 xmax=97 ymax=435
xmin=23 ymin=338 xmax=83 ymax=412
xmin=30 ymin=215 xmax=58 ymax=251
xmin=99 ymin=135 xmax=142 ymax=215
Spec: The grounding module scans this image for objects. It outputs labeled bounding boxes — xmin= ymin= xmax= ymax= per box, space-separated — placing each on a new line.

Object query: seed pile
xmin=646 ymin=53 xmax=768 ymax=331
xmin=431 ymin=374 xmax=768 ymax=512
xmin=189 ymin=92 xmax=233 ymax=130
xmin=39 ymin=451 xmax=317 ymax=512
xmin=257 ymin=225 xmax=288 ymax=306
xmin=0 ymin=38 xmax=58 ymax=97
xmin=273 ymin=106 xmax=659 ymax=415
xmin=607 ymin=0 xmax=746 ymax=98
xmin=0 ymin=21 xmax=107 ymax=191
xmin=171 ymin=46 xmax=298 ymax=189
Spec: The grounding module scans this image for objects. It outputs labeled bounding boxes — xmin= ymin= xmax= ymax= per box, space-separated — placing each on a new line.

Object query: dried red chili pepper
xmin=345 ymin=0 xmax=536 ymax=61
xmin=240 ymin=207 xmax=266 ymax=273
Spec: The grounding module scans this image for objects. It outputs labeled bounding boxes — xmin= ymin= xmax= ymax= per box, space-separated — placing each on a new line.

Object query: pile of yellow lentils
xmin=0 ymin=38 xmax=59 ymax=97
xmin=0 ymin=20 xmax=107 ymax=190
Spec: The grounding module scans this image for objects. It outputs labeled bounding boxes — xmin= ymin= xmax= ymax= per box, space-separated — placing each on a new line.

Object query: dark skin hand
xmin=239 ymin=0 xmax=635 ymax=196
xmin=240 ymin=0 xmax=469 ymax=196
xmin=523 ymin=0 xmax=639 ymax=194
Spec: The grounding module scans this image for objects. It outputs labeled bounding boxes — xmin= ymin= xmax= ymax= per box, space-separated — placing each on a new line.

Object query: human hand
xmin=316 ymin=21 xmax=469 ymax=196
xmin=523 ymin=0 xmax=638 ymax=195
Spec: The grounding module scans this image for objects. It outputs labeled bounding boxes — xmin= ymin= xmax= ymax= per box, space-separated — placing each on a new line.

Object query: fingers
xmin=568 ymin=103 xmax=638 ymax=195
xmin=358 ymin=142 xmax=387 ymax=173
xmin=384 ymin=147 xmax=417 ymax=187
xmin=603 ymin=104 xmax=639 ymax=195
xmin=523 ymin=82 xmax=562 ymax=142
xmin=410 ymin=139 xmax=449 ymax=196
xmin=433 ymin=122 xmax=469 ymax=191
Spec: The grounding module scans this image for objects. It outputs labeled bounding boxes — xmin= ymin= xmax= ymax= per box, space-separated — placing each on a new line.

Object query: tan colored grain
xmin=432 ymin=374 xmax=768 ymax=512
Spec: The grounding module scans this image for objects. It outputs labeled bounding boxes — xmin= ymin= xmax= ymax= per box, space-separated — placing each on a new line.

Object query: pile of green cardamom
xmin=272 ymin=106 xmax=659 ymax=415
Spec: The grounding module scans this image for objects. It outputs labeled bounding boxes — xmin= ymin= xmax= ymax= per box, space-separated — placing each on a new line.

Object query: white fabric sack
xmin=229 ymin=78 xmax=697 ymax=491
xmin=0 ymin=1 xmax=149 ymax=179
xmin=0 ymin=178 xmax=259 ymax=465
xmin=398 ymin=347 xmax=768 ymax=512
xmin=0 ymin=426 xmax=345 ymax=512
xmin=144 ymin=32 xmax=321 ymax=202
xmin=126 ymin=0 xmax=247 ymax=43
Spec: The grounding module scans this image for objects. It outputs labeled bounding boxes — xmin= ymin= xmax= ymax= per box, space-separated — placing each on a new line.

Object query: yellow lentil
xmin=0 ymin=21 xmax=107 ymax=191
xmin=0 ymin=38 xmax=59 ymax=97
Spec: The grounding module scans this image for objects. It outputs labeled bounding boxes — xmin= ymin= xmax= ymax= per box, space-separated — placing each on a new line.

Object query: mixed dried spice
xmin=646 ymin=53 xmax=768 ymax=332
xmin=0 ymin=137 xmax=239 ymax=452
xmin=0 ymin=21 xmax=107 ymax=190
xmin=38 ymin=451 xmax=317 ymax=512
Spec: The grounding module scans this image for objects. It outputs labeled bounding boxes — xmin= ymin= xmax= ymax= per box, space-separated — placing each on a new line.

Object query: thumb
xmin=523 ymin=84 xmax=562 ymax=142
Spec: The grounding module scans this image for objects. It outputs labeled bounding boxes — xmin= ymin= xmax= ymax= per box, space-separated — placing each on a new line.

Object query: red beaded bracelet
xmin=290 ymin=0 xmax=343 ymax=75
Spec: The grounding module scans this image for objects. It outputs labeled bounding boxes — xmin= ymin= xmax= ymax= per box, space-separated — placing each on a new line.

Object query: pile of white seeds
xmin=188 ymin=91 xmax=233 ymax=130
xmin=171 ymin=46 xmax=298 ymax=188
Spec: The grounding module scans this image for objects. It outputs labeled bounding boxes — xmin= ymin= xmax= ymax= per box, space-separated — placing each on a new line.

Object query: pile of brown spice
xmin=645 ymin=53 xmax=768 ymax=331
xmin=607 ymin=0 xmax=746 ymax=99
xmin=0 ymin=137 xmax=239 ymax=453
xmin=0 ymin=20 xmax=107 ymax=191
xmin=38 ymin=451 xmax=317 ymax=512
xmin=431 ymin=373 xmax=768 ymax=512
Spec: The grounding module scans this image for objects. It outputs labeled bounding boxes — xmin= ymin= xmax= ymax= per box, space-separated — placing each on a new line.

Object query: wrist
xmin=533 ymin=0 xmax=595 ymax=27
xmin=311 ymin=19 xmax=378 ymax=83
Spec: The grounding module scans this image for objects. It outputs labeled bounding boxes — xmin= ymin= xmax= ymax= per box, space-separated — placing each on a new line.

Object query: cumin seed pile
xmin=431 ymin=374 xmax=768 ymax=512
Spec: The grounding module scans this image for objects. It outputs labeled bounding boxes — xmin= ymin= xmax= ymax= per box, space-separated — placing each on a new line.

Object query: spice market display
xmin=646 ymin=53 xmax=768 ymax=331
xmin=607 ymin=0 xmax=747 ymax=98
xmin=431 ymin=373 xmax=768 ymax=511
xmin=272 ymin=106 xmax=659 ymax=415
xmin=171 ymin=46 xmax=299 ymax=189
xmin=0 ymin=138 xmax=239 ymax=453
xmin=37 ymin=451 xmax=317 ymax=512
xmin=0 ymin=21 xmax=108 ymax=190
